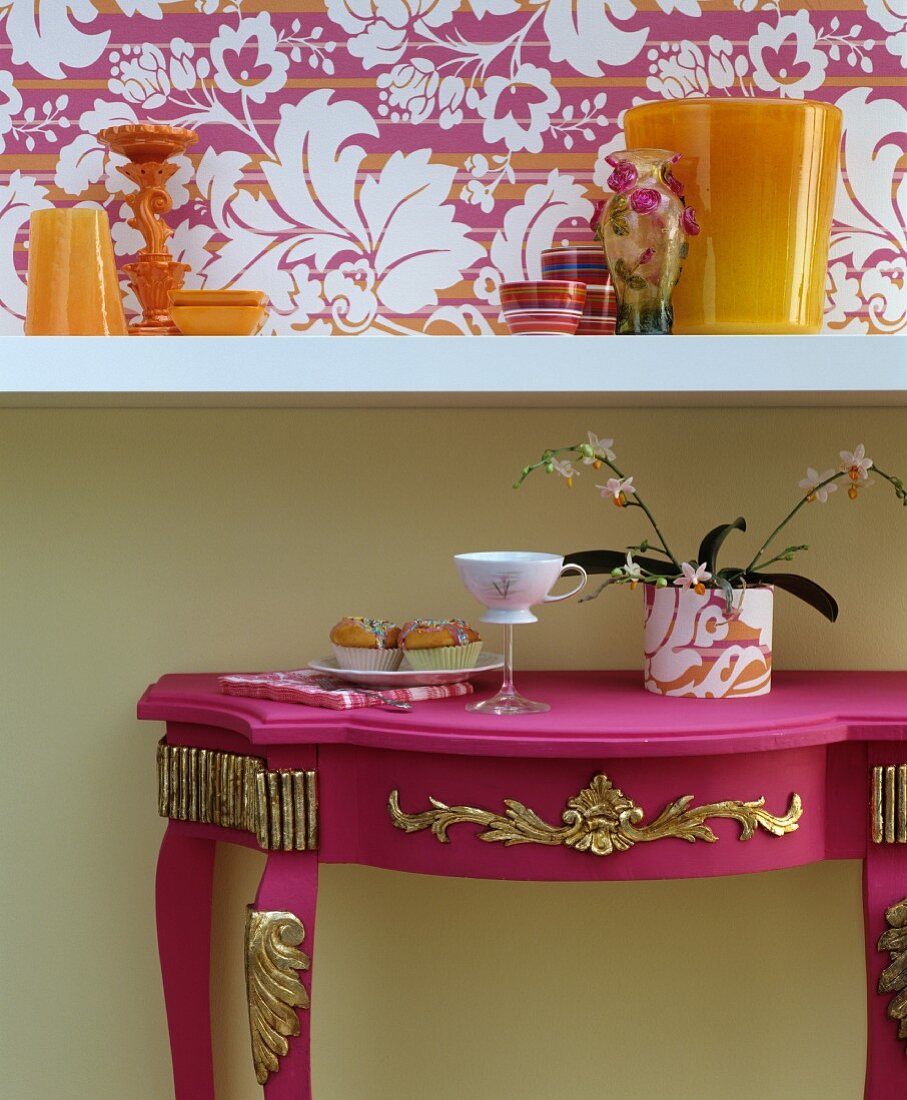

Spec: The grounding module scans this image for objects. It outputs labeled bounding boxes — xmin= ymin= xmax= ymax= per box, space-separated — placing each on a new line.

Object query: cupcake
xmin=400 ymin=618 xmax=482 ymax=670
xmin=330 ymin=617 xmax=403 ymax=671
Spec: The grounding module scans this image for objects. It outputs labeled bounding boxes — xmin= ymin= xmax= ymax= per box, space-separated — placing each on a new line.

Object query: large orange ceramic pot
xmin=25 ymin=208 xmax=127 ymax=335
xmin=624 ymin=99 xmax=841 ymax=334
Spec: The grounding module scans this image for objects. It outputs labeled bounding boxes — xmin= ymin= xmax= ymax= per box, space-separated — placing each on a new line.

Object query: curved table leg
xmin=863 ymin=779 xmax=907 ymax=1097
xmin=249 ymin=850 xmax=319 ymax=1100
xmin=156 ymin=823 xmax=217 ymax=1100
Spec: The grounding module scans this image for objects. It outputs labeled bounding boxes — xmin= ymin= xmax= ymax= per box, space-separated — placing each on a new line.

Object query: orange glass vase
xmin=624 ymin=99 xmax=842 ymax=334
xmin=25 ymin=208 xmax=127 ymax=335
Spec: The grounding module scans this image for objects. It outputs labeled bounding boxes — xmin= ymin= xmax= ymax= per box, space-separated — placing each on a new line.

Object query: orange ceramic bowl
xmin=169 ymin=304 xmax=268 ymax=336
xmin=169 ymin=288 xmax=268 ymax=308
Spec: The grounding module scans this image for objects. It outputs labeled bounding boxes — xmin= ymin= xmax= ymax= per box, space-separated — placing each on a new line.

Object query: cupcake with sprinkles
xmin=330 ymin=617 xmax=402 ymax=671
xmin=400 ymin=618 xmax=482 ymax=671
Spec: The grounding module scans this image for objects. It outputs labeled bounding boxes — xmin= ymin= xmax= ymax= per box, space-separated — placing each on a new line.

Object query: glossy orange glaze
xmin=625 ymin=99 xmax=841 ymax=335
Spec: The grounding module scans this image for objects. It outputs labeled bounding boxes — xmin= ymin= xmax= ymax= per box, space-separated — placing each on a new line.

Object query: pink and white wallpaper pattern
xmin=0 ymin=1 xmax=904 ymax=335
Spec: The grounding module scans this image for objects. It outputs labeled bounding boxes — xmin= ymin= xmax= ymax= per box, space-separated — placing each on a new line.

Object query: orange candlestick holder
xmin=97 ymin=123 xmax=198 ymax=336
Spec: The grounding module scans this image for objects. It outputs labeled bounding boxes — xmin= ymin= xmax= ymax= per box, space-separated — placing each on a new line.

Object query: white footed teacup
xmin=455 ymin=551 xmax=587 ymax=624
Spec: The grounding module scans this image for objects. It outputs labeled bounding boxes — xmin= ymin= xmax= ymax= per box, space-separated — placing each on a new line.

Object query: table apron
xmin=316 ymin=743 xmax=839 ymax=882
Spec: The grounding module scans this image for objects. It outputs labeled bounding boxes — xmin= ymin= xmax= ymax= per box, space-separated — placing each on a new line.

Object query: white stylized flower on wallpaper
xmin=54 ymin=99 xmax=138 ymax=197
xmin=476 ymin=170 xmax=591 ymax=305
xmin=646 ymin=41 xmax=709 ymax=98
xmin=543 ymin=0 xmax=649 ymax=74
xmin=472 ymin=64 xmax=560 ymax=154
xmin=706 ymin=35 xmax=741 ymax=91
xmin=0 ymin=71 xmax=23 ymax=154
xmin=325 ymin=0 xmax=458 ymax=70
xmin=2 ymin=0 xmax=110 ymax=78
xmin=197 ymin=91 xmax=482 ymax=334
xmin=211 ymin=11 xmax=289 ymax=101
xmin=377 ymin=59 xmax=440 ymax=125
xmin=0 ymin=173 xmax=52 ymax=331
xmin=109 ymin=44 xmax=173 ymax=109
xmin=862 ymin=257 xmax=907 ymax=333
xmin=830 ymin=89 xmax=907 ymax=333
xmin=749 ymin=10 xmax=828 ymax=98
xmin=824 ymin=261 xmax=866 ymax=332
xmin=865 ymin=0 xmax=907 ymax=70
xmin=323 ymin=260 xmax=380 ymax=332
xmin=169 ymin=39 xmax=206 ymax=92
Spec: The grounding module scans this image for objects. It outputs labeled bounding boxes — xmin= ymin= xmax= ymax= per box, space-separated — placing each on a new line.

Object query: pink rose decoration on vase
xmin=662 ymin=167 xmax=685 ymax=198
xmin=682 ymin=207 xmax=701 ymax=236
xmin=638 ymin=248 xmax=655 ymax=265
xmin=630 ymin=188 xmax=661 ymax=215
xmin=589 ymin=199 xmax=606 ymax=233
xmin=606 ymin=158 xmax=638 ymax=194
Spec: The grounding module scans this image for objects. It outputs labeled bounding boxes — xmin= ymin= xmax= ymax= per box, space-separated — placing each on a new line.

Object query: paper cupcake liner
xmin=404 ymin=641 xmax=483 ymax=670
xmin=332 ymin=645 xmax=403 ymax=671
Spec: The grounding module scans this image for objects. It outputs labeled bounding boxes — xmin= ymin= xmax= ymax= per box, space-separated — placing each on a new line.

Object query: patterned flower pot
xmin=643 ymin=585 xmax=774 ymax=698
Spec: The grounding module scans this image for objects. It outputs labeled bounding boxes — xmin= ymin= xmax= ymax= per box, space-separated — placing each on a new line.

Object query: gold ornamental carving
xmin=245 ymin=908 xmax=311 ymax=1085
xmin=388 ymin=773 xmax=802 ymax=857
xmin=156 ymin=741 xmax=317 ymax=851
xmin=878 ymin=897 xmax=907 ymax=1053
xmin=871 ymin=765 xmax=907 ymax=844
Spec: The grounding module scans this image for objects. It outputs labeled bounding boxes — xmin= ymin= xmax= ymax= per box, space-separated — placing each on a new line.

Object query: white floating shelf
xmin=1 ymin=335 xmax=904 ymax=408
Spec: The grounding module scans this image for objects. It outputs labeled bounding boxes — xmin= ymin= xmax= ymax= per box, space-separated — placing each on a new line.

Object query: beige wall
xmin=3 ymin=405 xmax=905 ymax=1099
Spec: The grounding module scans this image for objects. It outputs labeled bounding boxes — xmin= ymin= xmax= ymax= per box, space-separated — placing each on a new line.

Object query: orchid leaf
xmin=698 ymin=517 xmax=746 ymax=574
xmin=745 ymin=571 xmax=839 ymax=623
xmin=565 ymin=549 xmax=676 ymax=576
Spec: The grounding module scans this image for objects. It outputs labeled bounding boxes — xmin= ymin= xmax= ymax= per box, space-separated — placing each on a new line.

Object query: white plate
xmin=308 ymin=653 xmax=503 ymax=688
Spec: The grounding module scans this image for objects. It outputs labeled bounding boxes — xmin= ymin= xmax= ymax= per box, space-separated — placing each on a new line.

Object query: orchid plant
xmin=514 ymin=434 xmax=906 ymax=620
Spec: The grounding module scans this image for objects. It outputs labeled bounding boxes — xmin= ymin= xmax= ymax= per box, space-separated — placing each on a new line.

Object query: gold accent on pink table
xmin=156 ymin=741 xmax=317 ymax=851
xmin=871 ymin=765 xmax=907 ymax=844
xmin=245 ymin=908 xmax=311 ymax=1085
xmin=388 ymin=773 xmax=802 ymax=857
xmin=877 ymin=897 xmax=907 ymax=1053
xmin=97 ymin=123 xmax=198 ymax=335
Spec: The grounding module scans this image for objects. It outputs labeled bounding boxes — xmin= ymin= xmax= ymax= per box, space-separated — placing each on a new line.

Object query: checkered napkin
xmin=218 ymin=669 xmax=474 ymax=710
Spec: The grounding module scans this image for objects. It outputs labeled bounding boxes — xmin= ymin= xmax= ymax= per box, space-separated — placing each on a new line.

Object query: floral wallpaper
xmin=0 ymin=1 xmax=903 ymax=336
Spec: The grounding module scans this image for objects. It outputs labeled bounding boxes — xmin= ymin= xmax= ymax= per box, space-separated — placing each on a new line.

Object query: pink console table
xmin=138 ymin=670 xmax=907 ymax=1098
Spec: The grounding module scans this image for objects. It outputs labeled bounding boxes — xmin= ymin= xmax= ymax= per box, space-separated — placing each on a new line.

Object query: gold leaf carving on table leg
xmin=878 ymin=897 xmax=907 ymax=1053
xmin=388 ymin=773 xmax=802 ymax=858
xmin=245 ymin=908 xmax=311 ymax=1085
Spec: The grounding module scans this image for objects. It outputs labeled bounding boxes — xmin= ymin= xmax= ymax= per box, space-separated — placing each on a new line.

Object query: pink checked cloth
xmin=218 ymin=669 xmax=474 ymax=710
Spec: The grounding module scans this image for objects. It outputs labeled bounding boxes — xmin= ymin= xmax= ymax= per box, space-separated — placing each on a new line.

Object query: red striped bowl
xmin=577 ymin=284 xmax=617 ymax=335
xmin=540 ymin=245 xmax=611 ymax=287
xmin=500 ymin=280 xmax=586 ymax=336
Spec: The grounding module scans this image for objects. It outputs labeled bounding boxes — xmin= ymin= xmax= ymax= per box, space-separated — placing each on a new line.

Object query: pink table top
xmin=138 ymin=670 xmax=907 ymax=759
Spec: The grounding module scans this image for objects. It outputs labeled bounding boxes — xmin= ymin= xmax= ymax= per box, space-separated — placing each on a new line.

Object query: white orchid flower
xmin=674 ymin=561 xmax=712 ymax=593
xmin=623 ymin=552 xmax=644 ymax=588
xmin=597 ymin=476 xmax=635 ymax=504
xmin=847 ymin=475 xmax=874 ymax=500
xmin=798 ymin=467 xmax=838 ymax=503
xmin=583 ymin=431 xmax=616 ymax=464
xmin=551 ymin=457 xmax=578 ymax=482
xmin=840 ymin=444 xmax=873 ymax=482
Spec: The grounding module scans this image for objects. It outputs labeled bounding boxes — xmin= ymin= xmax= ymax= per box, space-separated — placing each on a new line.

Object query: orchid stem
xmin=514 ymin=445 xmax=681 ymax=570
xmin=744 ymin=472 xmax=843 ymax=572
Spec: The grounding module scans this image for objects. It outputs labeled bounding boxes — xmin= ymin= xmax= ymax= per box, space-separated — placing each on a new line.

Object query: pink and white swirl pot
xmin=643 ymin=585 xmax=774 ymax=698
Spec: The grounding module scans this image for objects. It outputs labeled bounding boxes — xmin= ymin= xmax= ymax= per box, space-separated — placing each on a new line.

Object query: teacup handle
xmin=543 ymin=563 xmax=587 ymax=603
